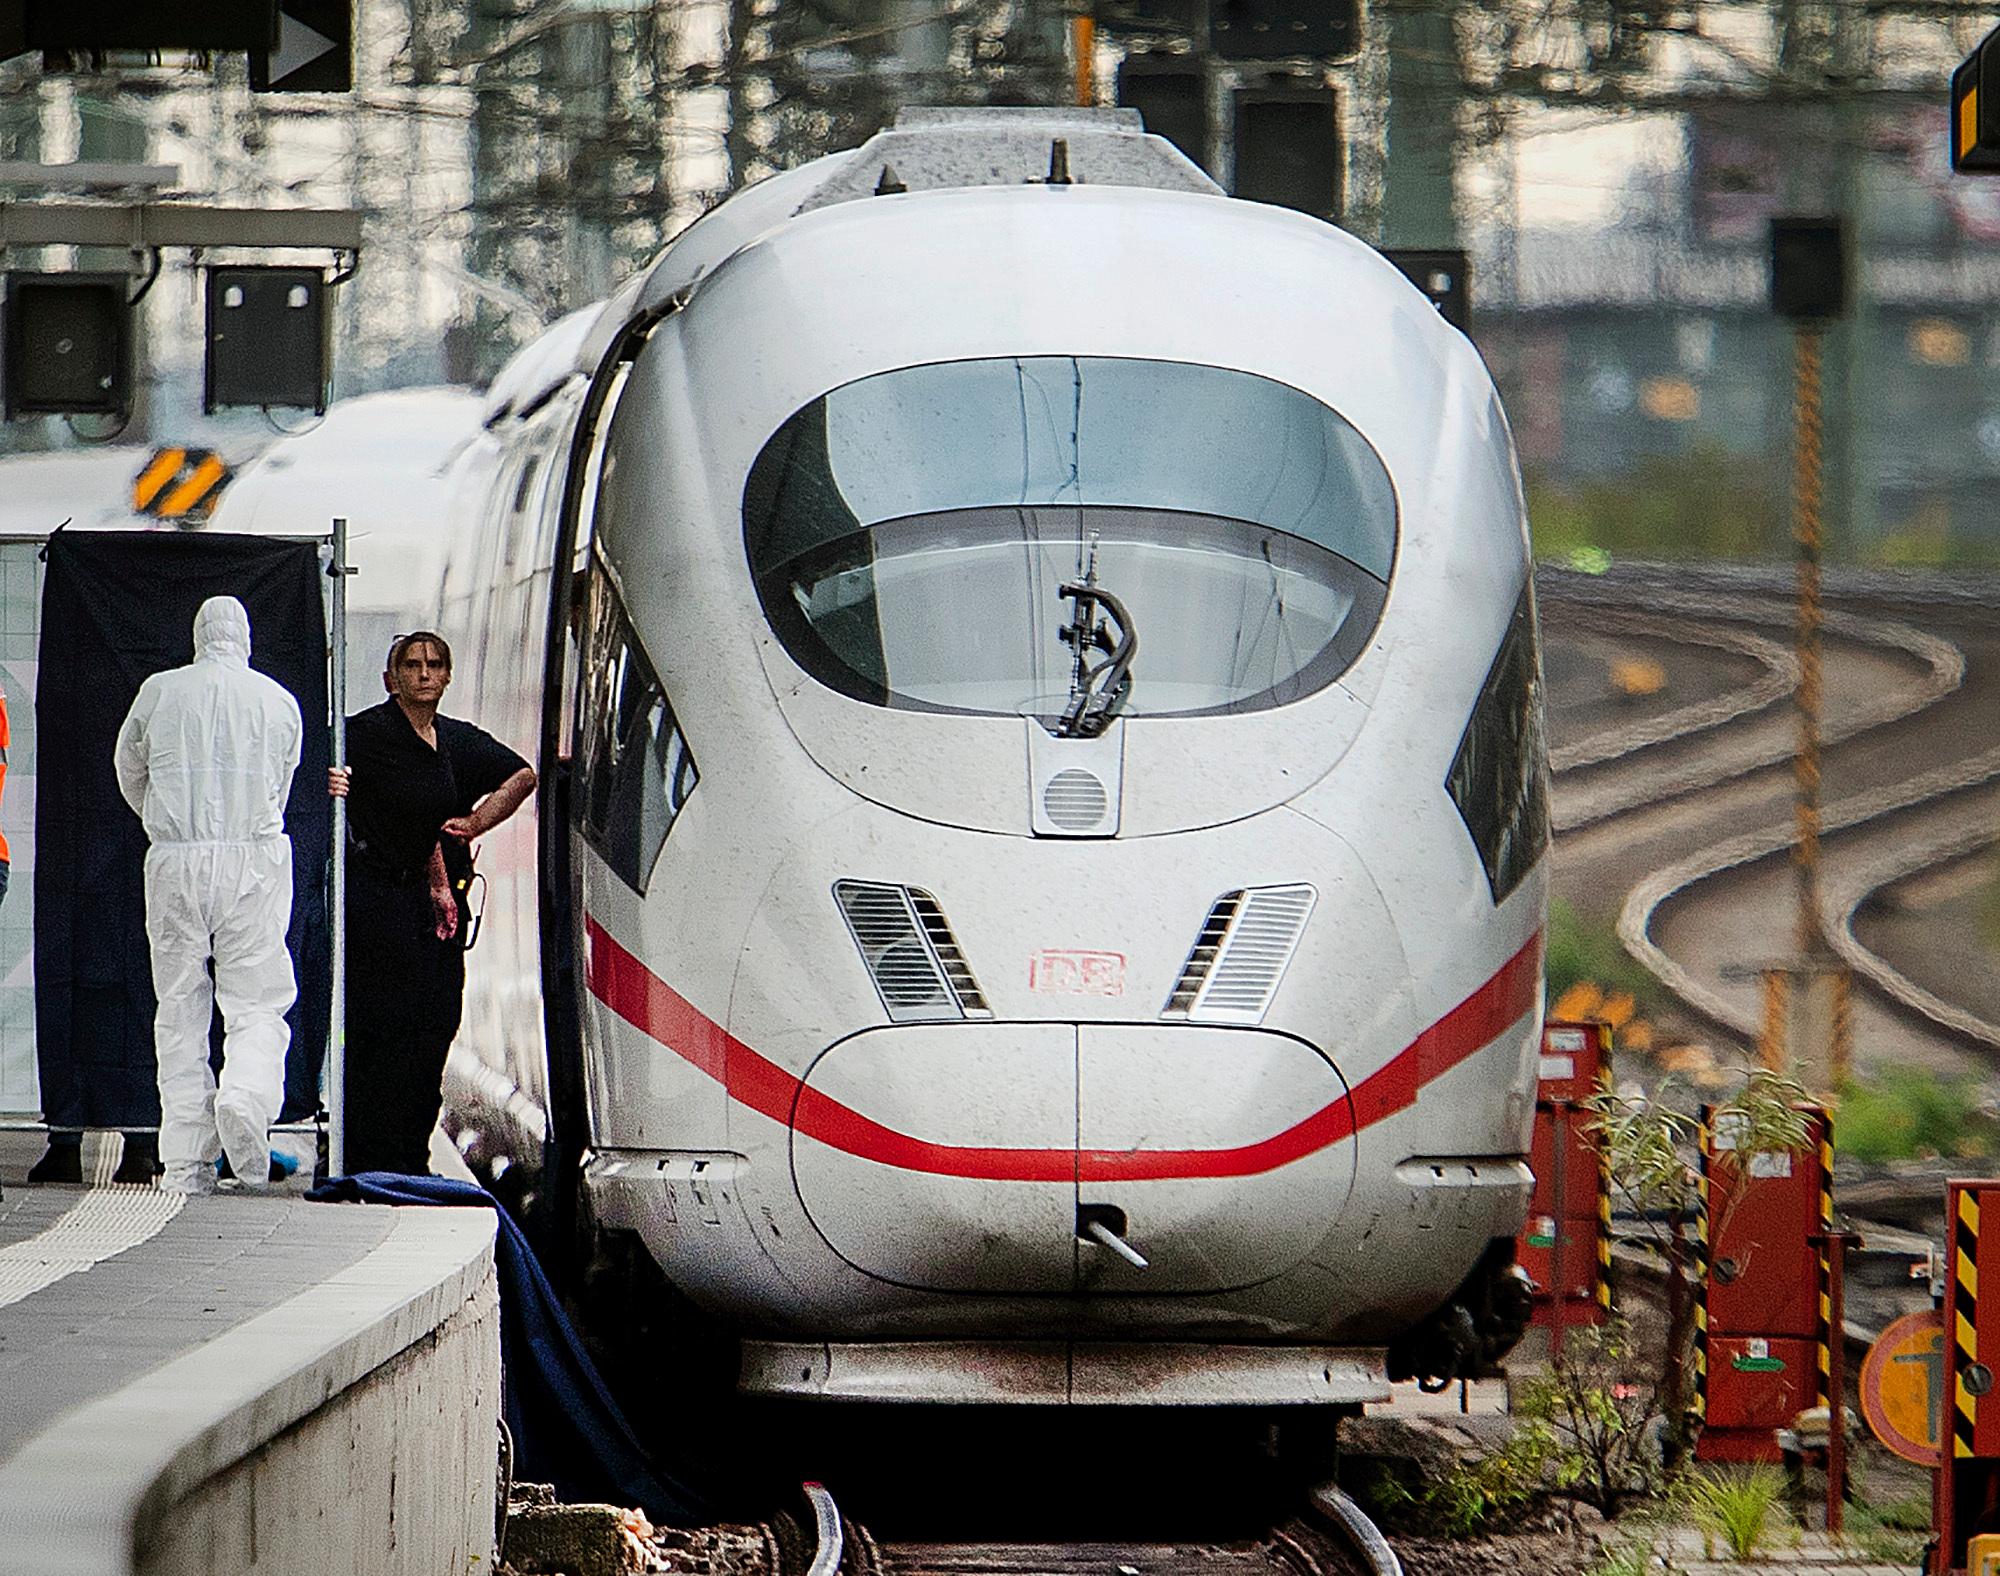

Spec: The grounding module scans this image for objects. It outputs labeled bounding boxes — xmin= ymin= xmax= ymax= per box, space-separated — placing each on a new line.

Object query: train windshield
xmin=743 ymin=357 xmax=1396 ymax=720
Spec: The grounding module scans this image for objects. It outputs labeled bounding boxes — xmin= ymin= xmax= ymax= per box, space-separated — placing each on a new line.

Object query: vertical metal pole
xmin=1667 ymin=1207 xmax=1690 ymax=1465
xmin=1831 ymin=969 xmax=1852 ymax=1095
xmin=329 ymin=518 xmax=348 ymax=1177
xmin=1071 ymin=13 xmax=1096 ymax=106
xmin=1793 ymin=325 xmax=1826 ymax=971
xmin=1759 ymin=967 xmax=1787 ymax=1072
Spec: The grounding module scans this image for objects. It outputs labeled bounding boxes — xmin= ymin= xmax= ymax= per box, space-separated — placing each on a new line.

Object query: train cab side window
xmin=512 ymin=454 xmax=542 ymax=515
xmin=575 ymin=560 xmax=698 ymax=893
xmin=1445 ymin=580 xmax=1550 ymax=904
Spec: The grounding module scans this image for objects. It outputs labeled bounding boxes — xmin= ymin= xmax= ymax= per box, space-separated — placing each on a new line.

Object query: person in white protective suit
xmin=114 ymin=596 xmax=303 ymax=1195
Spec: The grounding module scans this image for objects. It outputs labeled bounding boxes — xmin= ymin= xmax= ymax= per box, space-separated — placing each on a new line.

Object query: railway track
xmin=1540 ymin=562 xmax=2000 ymax=1073
xmin=875 ymin=1525 xmax=1375 ymax=1576
xmin=872 ymin=1507 xmax=1392 ymax=1576
xmin=1832 ymin=832 xmax=2000 ymax=1056
xmin=1549 ymin=591 xmax=1961 ymax=833
xmin=739 ymin=1422 xmax=1405 ymax=1576
xmin=569 ymin=565 xmax=1971 ymax=1576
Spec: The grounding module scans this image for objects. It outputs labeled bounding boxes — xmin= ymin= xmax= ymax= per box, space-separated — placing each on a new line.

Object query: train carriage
xmin=219 ymin=106 xmax=1549 ymax=1406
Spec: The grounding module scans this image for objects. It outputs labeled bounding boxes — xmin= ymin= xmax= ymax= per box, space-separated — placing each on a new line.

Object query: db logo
xmin=1028 ymin=950 xmax=1125 ymax=997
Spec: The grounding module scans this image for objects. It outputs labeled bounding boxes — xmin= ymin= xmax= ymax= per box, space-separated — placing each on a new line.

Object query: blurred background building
xmin=1 ymin=0 xmax=1998 ymax=565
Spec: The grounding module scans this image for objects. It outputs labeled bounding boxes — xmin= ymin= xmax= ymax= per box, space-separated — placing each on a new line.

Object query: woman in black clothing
xmin=328 ymin=631 xmax=535 ymax=1174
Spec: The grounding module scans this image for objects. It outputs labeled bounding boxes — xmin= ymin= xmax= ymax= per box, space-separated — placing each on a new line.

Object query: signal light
xmin=1383 ymin=249 xmax=1471 ymax=336
xmin=250 ymin=1 xmax=352 ymax=93
xmin=1769 ymin=217 xmax=1845 ymax=322
xmin=1117 ymin=56 xmax=1209 ymax=172
xmin=3 ymin=273 xmax=131 ymax=417
xmin=204 ymin=266 xmax=329 ymax=412
xmin=1232 ymin=82 xmax=1341 ymax=220
xmin=1210 ymin=0 xmax=1359 ymax=62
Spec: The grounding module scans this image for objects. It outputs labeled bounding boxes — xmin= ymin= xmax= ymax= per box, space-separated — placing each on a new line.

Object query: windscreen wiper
xmin=1055 ymin=577 xmax=1138 ymax=739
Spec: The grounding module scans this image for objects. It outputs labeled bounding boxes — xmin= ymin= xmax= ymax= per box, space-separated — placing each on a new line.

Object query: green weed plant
xmin=1546 ymin=898 xmax=1661 ymax=1012
xmin=1836 ymin=1067 xmax=1997 ymax=1163
xmin=1592 ymin=1532 xmax=1679 ymax=1576
xmin=1844 ymin=1498 xmax=1927 ymax=1565
xmin=1678 ymin=1465 xmax=1789 ymax=1561
xmin=1364 ymin=1423 xmax=1559 ymax=1538
xmin=1513 ymin=1320 xmax=1663 ymax=1517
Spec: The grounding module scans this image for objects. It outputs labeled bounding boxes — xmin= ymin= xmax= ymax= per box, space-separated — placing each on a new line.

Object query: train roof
xmin=639 ymin=106 xmax=1219 ymax=312
xmin=214 ymin=387 xmax=483 ymax=542
xmin=481 ymin=305 xmax=600 ymax=427
xmin=793 ymin=106 xmax=1219 ymax=212
xmin=488 ymin=107 xmax=1224 ymax=427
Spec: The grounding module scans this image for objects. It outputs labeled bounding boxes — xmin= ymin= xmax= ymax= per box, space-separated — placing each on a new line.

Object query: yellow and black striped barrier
xmin=1816 ymin=1119 xmax=1836 ymax=1413
xmin=132 ymin=448 xmax=230 ymax=522
xmin=1957 ymin=1187 xmax=1982 ymax=1461
xmin=1596 ymin=1135 xmax=1613 ymax=1313
xmin=1939 ymin=1180 xmax=2000 ymax=1572
xmin=1693 ymin=1115 xmax=1710 ymax=1423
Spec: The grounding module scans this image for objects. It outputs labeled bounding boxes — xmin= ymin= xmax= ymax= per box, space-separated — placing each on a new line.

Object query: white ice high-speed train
xmin=221 ymin=106 xmax=1550 ymax=1407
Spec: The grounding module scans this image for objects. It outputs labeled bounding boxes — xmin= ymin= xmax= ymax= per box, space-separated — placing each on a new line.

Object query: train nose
xmin=789 ymin=1023 xmax=1357 ymax=1295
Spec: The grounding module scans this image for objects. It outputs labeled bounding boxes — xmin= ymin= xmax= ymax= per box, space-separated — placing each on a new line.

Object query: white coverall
xmin=114 ymin=597 xmax=303 ymax=1193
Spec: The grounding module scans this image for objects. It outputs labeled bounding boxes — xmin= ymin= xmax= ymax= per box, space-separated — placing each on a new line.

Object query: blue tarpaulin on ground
xmin=305 ymin=1172 xmax=716 ymax=1525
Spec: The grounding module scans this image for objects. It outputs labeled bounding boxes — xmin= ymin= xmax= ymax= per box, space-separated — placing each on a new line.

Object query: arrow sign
xmin=251 ymin=1 xmax=350 ymax=93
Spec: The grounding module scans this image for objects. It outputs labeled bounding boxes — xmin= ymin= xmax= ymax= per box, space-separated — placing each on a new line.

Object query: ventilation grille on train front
xmin=834 ymin=881 xmax=990 ymax=1023
xmin=1042 ymin=768 xmax=1111 ymax=833
xmin=1161 ymin=884 xmax=1317 ymax=1025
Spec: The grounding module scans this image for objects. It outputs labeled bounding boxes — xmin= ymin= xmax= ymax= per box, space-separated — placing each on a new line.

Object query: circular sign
xmin=1860 ymin=1309 xmax=1946 ymax=1467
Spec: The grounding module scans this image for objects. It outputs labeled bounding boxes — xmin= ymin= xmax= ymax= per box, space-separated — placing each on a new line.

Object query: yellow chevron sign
xmin=133 ymin=448 xmax=230 ymax=520
xmin=1954 ymin=26 xmax=2000 ymax=174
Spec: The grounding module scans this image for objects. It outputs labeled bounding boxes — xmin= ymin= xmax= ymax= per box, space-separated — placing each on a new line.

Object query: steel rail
xmin=803 ymin=1480 xmax=844 ymax=1576
xmin=1548 ymin=593 xmax=1962 ymax=830
xmin=1306 ymin=1484 xmax=1403 ymax=1576
xmin=1547 ymin=605 xmax=1794 ymax=773
xmin=1822 ymin=811 xmax=2000 ymax=1051
xmin=1541 ymin=567 xmax=1995 ymax=1058
xmin=1618 ymin=740 xmax=2000 ymax=1041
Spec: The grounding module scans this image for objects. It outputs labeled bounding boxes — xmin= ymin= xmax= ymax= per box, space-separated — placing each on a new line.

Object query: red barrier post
xmin=1697 ymin=1105 xmax=1831 ymax=1462
xmin=1822 ymin=1230 xmax=1860 ymax=1535
xmin=1522 ymin=1022 xmax=1613 ymax=1352
xmin=1551 ymin=1097 xmax=1568 ymax=1364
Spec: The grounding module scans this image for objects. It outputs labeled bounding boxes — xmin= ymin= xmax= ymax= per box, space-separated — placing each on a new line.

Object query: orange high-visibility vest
xmin=0 ymin=688 xmax=13 ymax=862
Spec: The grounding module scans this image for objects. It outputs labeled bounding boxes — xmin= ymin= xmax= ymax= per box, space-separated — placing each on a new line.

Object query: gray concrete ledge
xmin=0 ymin=1206 xmax=499 ymax=1576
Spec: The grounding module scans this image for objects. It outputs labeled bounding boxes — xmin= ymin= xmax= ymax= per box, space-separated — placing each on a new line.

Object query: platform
xmin=0 ymin=1160 xmax=500 ymax=1576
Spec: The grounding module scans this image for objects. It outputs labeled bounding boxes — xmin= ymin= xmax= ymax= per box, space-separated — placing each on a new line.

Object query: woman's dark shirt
xmin=346 ymin=698 xmax=528 ymax=880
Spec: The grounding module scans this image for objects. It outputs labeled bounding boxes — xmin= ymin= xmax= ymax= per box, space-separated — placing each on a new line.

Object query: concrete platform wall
xmin=0 ymin=1208 xmax=500 ymax=1576
xmin=138 ymin=1262 xmax=501 ymax=1576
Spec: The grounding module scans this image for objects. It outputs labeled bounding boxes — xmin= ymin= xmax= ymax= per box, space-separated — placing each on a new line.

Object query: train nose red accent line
xmin=580 ymin=914 xmax=1542 ymax=1182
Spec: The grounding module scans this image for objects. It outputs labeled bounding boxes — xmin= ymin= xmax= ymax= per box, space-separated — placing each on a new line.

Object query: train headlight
xmin=834 ymin=881 xmax=991 ymax=1023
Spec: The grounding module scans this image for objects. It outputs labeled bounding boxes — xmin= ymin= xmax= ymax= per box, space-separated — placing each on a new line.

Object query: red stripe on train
xmin=582 ymin=914 xmax=1541 ymax=1183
